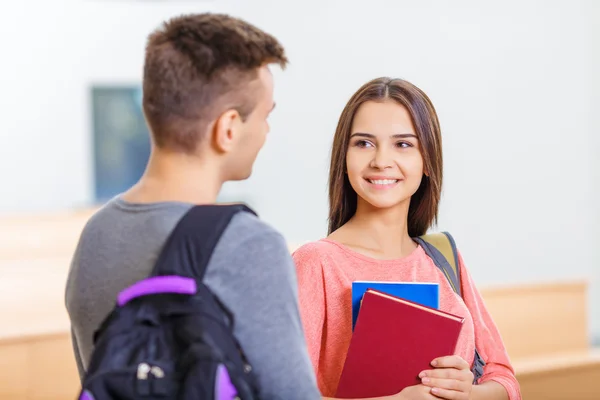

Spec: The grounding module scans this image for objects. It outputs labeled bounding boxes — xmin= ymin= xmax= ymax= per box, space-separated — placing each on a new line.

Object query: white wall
xmin=1 ymin=0 xmax=598 ymax=337
xmin=586 ymin=0 xmax=600 ymax=341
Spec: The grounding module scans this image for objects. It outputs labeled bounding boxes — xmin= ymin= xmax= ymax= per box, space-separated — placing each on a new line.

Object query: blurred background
xmin=0 ymin=0 xmax=599 ymax=399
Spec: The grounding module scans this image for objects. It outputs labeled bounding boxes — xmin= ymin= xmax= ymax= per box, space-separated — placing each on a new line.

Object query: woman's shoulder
xmin=291 ymin=239 xmax=345 ymax=264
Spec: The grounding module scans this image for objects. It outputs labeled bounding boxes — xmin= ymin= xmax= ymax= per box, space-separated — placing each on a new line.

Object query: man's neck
xmin=122 ymin=148 xmax=223 ymax=205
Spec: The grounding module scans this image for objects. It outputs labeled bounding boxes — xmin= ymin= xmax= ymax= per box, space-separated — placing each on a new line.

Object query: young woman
xmin=293 ymin=77 xmax=520 ymax=400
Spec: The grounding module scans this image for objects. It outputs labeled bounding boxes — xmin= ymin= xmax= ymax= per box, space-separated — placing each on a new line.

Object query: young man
xmin=65 ymin=13 xmax=321 ymax=399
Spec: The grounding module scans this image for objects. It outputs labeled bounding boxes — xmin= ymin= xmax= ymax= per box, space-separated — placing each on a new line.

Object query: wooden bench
xmin=0 ymin=332 xmax=78 ymax=400
xmin=480 ymin=281 xmax=600 ymax=399
xmin=0 ymin=209 xmax=94 ymax=400
xmin=0 ymin=208 xmax=96 ymax=260
xmin=0 ymin=256 xmax=81 ymax=400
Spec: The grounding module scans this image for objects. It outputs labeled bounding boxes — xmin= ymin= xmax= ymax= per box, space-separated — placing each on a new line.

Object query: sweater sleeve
xmin=292 ymin=244 xmax=327 ymax=392
xmin=458 ymin=252 xmax=522 ymax=400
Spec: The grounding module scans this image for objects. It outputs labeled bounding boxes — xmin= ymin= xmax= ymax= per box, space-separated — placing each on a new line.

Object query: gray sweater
xmin=65 ymin=197 xmax=320 ymax=399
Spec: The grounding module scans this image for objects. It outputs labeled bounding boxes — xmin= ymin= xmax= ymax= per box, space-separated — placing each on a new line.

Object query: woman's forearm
xmin=323 ymin=397 xmax=391 ymax=400
xmin=470 ymin=381 xmax=509 ymax=400
xmin=323 ymin=395 xmax=396 ymax=400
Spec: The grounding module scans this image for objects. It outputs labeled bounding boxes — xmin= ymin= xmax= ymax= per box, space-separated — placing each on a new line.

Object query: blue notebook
xmin=351 ymin=281 xmax=440 ymax=330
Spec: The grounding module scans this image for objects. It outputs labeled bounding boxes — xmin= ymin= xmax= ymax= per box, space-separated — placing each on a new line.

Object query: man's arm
xmin=70 ymin=327 xmax=86 ymax=382
xmin=204 ymin=214 xmax=321 ymax=400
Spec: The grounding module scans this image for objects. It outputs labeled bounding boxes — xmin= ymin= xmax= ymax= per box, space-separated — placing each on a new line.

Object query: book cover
xmin=336 ymin=289 xmax=464 ymax=399
xmin=352 ymin=281 xmax=439 ymax=330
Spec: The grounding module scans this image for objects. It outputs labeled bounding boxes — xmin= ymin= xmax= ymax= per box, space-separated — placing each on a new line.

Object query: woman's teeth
xmin=368 ymin=179 xmax=398 ymax=185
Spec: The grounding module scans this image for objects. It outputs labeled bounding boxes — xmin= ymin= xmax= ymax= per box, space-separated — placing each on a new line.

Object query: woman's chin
xmin=360 ymin=196 xmax=410 ymax=211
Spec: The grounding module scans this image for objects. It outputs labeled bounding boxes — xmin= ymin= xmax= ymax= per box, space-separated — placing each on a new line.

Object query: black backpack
xmin=413 ymin=232 xmax=486 ymax=384
xmin=77 ymin=204 xmax=259 ymax=400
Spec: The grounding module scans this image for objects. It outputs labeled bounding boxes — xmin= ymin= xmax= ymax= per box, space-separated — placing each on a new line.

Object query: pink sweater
xmin=292 ymin=239 xmax=521 ymax=399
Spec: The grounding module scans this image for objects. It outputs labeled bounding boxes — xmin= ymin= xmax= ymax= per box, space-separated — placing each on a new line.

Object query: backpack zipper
xmin=150 ymin=365 xmax=167 ymax=395
xmin=137 ymin=363 xmax=151 ymax=379
xmin=150 ymin=366 xmax=164 ymax=378
xmin=136 ymin=363 xmax=167 ymax=396
xmin=136 ymin=363 xmax=151 ymax=395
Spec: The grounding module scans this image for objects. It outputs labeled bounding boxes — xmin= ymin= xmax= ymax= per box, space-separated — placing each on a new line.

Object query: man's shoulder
xmin=225 ymin=209 xmax=287 ymax=247
xmin=205 ymin=210 xmax=296 ymax=301
xmin=209 ymin=210 xmax=293 ymax=277
xmin=80 ymin=197 xmax=192 ymax=238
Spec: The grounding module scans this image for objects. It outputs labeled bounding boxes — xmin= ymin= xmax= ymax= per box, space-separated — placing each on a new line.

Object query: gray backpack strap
xmin=414 ymin=232 xmax=485 ymax=384
xmin=414 ymin=232 xmax=461 ymax=296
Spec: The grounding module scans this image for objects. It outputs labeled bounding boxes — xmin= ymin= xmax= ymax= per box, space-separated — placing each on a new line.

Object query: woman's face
xmin=346 ymin=99 xmax=425 ymax=211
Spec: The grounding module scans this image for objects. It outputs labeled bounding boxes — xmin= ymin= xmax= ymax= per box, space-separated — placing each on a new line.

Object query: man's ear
xmin=211 ymin=109 xmax=241 ymax=153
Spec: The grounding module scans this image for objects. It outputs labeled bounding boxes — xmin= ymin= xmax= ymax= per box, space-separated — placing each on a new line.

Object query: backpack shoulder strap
xmin=413 ymin=231 xmax=461 ymax=296
xmin=151 ymin=203 xmax=256 ymax=281
xmin=414 ymin=232 xmax=486 ymax=383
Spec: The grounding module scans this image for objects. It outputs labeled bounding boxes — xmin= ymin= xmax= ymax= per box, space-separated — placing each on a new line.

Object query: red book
xmin=336 ymin=289 xmax=465 ymax=398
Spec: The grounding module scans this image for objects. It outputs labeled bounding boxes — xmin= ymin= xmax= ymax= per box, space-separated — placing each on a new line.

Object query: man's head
xmin=142 ymin=13 xmax=287 ymax=180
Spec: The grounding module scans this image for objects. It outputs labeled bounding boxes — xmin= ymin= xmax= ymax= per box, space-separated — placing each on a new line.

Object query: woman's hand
xmin=418 ymin=355 xmax=474 ymax=400
xmin=392 ymin=384 xmax=438 ymax=399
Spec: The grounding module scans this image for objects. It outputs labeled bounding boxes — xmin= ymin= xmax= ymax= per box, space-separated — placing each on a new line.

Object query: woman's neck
xmin=330 ymin=200 xmax=417 ymax=260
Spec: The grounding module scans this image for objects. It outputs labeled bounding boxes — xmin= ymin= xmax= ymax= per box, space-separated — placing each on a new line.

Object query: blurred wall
xmin=588 ymin=0 xmax=600 ymax=341
xmin=0 ymin=0 xmax=598 ymax=338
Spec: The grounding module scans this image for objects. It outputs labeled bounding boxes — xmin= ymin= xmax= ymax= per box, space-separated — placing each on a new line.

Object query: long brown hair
xmin=328 ymin=77 xmax=443 ymax=237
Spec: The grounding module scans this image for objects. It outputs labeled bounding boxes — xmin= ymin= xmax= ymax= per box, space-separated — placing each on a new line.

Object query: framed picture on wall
xmin=90 ymin=85 xmax=252 ymax=206
xmin=91 ymin=85 xmax=150 ymax=202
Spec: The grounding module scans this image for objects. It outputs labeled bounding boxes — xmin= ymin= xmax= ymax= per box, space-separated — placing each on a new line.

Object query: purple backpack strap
xmin=117 ymin=276 xmax=197 ymax=307
xmin=215 ymin=364 xmax=238 ymax=400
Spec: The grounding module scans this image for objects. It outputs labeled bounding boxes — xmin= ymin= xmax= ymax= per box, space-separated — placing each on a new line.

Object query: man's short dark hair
xmin=142 ymin=13 xmax=288 ymax=153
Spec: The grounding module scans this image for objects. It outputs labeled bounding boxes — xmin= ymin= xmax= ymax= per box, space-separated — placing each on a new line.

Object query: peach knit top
xmin=292 ymin=239 xmax=521 ymax=399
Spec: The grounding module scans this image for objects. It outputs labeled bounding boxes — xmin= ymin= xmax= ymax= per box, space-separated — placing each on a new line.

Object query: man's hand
xmin=418 ymin=355 xmax=474 ymax=400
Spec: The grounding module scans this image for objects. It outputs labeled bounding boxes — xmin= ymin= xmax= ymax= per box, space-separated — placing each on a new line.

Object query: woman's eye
xmin=355 ymin=140 xmax=373 ymax=148
xmin=396 ymin=141 xmax=412 ymax=148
